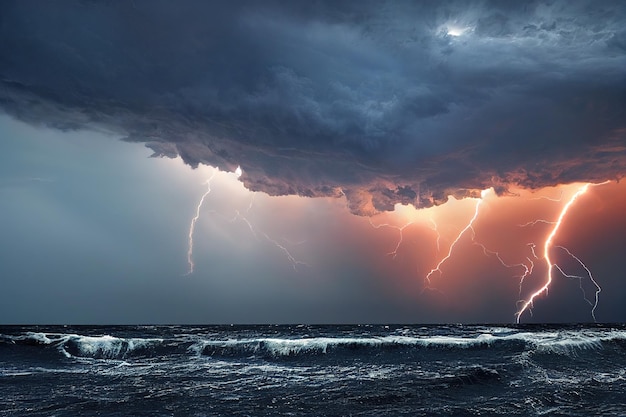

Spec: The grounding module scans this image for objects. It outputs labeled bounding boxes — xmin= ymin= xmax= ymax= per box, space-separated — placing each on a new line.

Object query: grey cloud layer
xmin=1 ymin=0 xmax=625 ymax=213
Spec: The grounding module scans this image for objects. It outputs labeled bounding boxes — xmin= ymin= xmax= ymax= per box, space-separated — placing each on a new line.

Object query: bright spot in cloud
xmin=235 ymin=166 xmax=242 ymax=178
xmin=446 ymin=26 xmax=466 ymax=37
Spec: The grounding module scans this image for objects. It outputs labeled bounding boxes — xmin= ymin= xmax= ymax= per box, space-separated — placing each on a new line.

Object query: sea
xmin=1 ymin=324 xmax=625 ymax=416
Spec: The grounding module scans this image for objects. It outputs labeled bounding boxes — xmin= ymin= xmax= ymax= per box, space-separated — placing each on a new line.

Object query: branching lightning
xmin=232 ymin=196 xmax=310 ymax=271
xmin=367 ymin=218 xmax=416 ymax=258
xmin=259 ymin=231 xmax=310 ymax=271
xmin=514 ymin=182 xmax=609 ymax=323
xmin=230 ymin=196 xmax=259 ymax=240
xmin=528 ymin=190 xmax=564 ymax=202
xmin=185 ymin=171 xmax=216 ymax=275
xmin=424 ymin=189 xmax=489 ymax=286
xmin=185 ymin=174 xmax=309 ymax=274
xmin=381 ymin=182 xmax=609 ymax=323
xmin=518 ymin=219 xmax=557 ymax=228
xmin=475 ymin=241 xmax=536 ymax=296
xmin=555 ymin=245 xmax=601 ymax=318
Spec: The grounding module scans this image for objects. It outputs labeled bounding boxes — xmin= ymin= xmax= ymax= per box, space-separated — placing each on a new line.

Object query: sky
xmin=0 ymin=0 xmax=625 ymax=324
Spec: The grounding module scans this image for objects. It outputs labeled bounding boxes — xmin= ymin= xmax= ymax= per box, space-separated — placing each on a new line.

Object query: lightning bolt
xmin=516 ymin=191 xmax=562 ymax=227
xmin=259 ymin=232 xmax=310 ymax=271
xmin=528 ymin=243 xmax=539 ymax=260
xmin=518 ymin=219 xmax=557 ymax=228
xmin=185 ymin=171 xmax=216 ymax=275
xmin=528 ymin=190 xmax=564 ymax=202
xmin=428 ymin=218 xmax=441 ymax=253
xmin=515 ymin=182 xmax=609 ymax=323
xmin=367 ymin=218 xmax=416 ymax=258
xmin=231 ymin=195 xmax=310 ymax=271
xmin=230 ymin=196 xmax=259 ymax=240
xmin=555 ymin=245 xmax=601 ymax=317
xmin=424 ymin=189 xmax=489 ymax=286
xmin=474 ymin=241 xmax=536 ymax=297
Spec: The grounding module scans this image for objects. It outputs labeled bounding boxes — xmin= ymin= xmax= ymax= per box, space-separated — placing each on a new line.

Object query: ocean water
xmin=1 ymin=324 xmax=625 ymax=416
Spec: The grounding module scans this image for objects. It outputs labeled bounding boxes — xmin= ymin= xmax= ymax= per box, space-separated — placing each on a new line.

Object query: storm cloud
xmin=1 ymin=0 xmax=625 ymax=214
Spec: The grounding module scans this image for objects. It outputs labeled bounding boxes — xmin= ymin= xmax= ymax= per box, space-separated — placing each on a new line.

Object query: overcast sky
xmin=0 ymin=0 xmax=624 ymax=324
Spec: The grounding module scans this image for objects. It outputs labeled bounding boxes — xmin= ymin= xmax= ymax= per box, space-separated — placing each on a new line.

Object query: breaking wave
xmin=2 ymin=329 xmax=625 ymax=360
xmin=195 ymin=331 xmax=626 ymax=358
xmin=0 ymin=332 xmax=164 ymax=359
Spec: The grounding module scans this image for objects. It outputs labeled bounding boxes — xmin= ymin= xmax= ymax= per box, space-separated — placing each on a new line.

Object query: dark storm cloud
xmin=1 ymin=0 xmax=625 ymax=214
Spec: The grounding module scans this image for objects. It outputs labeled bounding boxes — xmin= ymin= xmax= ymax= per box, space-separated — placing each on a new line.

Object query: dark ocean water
xmin=1 ymin=324 xmax=625 ymax=416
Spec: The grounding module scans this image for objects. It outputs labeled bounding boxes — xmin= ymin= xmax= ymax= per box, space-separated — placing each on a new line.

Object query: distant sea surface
xmin=1 ymin=324 xmax=625 ymax=416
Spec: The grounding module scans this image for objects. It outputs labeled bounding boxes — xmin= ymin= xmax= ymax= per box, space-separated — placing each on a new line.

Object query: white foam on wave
xmin=508 ymin=330 xmax=626 ymax=354
xmin=11 ymin=332 xmax=59 ymax=345
xmin=60 ymin=334 xmax=163 ymax=359
xmin=195 ymin=330 xmax=626 ymax=357
xmin=6 ymin=332 xmax=164 ymax=359
xmin=27 ymin=332 xmax=55 ymax=344
xmin=68 ymin=335 xmax=122 ymax=358
xmin=0 ymin=371 xmax=34 ymax=377
xmin=196 ymin=334 xmax=504 ymax=357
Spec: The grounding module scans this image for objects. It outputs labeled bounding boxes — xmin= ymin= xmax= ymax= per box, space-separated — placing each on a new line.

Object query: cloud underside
xmin=1 ymin=0 xmax=625 ymax=214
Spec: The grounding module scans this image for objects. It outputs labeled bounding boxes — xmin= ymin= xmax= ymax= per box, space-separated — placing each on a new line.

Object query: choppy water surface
xmin=1 ymin=324 xmax=626 ymax=416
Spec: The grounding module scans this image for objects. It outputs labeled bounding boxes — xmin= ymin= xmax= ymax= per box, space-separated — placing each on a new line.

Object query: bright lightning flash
xmin=515 ymin=182 xmax=608 ymax=323
xmin=185 ymin=170 xmax=216 ymax=275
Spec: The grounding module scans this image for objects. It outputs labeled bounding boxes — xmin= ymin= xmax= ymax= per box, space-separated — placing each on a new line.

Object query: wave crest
xmin=0 ymin=332 xmax=163 ymax=359
xmin=3 ymin=329 xmax=625 ymax=360
xmin=60 ymin=335 xmax=162 ymax=359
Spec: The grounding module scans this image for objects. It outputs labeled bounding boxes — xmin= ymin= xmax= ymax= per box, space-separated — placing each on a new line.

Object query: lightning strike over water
xmin=185 ymin=171 xmax=216 ymax=276
xmin=401 ymin=182 xmax=611 ymax=323
xmin=515 ymin=182 xmax=609 ymax=323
